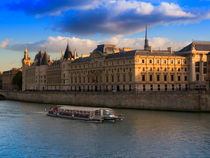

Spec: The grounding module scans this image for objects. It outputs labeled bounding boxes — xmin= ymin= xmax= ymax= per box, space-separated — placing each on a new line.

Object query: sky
xmin=0 ymin=0 xmax=210 ymax=71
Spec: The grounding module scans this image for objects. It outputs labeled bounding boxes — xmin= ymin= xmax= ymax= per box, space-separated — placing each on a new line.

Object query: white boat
xmin=47 ymin=105 xmax=123 ymax=122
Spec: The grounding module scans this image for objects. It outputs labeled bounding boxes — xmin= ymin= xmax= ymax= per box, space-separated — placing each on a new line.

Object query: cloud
xmin=7 ymin=36 xmax=189 ymax=57
xmin=6 ymin=0 xmax=102 ymax=16
xmin=55 ymin=1 xmax=199 ymax=35
xmin=0 ymin=39 xmax=11 ymax=48
xmin=5 ymin=0 xmax=205 ymax=36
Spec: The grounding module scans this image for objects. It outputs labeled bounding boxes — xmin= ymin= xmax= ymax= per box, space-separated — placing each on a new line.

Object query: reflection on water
xmin=0 ymin=100 xmax=210 ymax=158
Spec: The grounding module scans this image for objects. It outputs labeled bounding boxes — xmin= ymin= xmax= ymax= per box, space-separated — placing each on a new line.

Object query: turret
xmin=74 ymin=49 xmax=78 ymax=59
xmin=22 ymin=48 xmax=31 ymax=67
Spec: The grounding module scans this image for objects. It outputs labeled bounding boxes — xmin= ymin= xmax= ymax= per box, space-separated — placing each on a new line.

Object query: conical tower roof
xmin=41 ymin=50 xmax=49 ymax=65
xmin=64 ymin=43 xmax=73 ymax=59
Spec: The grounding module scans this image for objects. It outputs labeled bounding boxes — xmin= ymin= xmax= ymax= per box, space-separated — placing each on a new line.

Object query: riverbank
xmin=1 ymin=90 xmax=210 ymax=112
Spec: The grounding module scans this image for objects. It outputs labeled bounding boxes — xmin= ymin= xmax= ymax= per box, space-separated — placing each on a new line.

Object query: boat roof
xmin=57 ymin=105 xmax=112 ymax=112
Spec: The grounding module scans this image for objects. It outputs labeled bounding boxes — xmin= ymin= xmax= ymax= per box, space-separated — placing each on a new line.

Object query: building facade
xmin=1 ymin=68 xmax=21 ymax=90
xmin=21 ymin=30 xmax=210 ymax=92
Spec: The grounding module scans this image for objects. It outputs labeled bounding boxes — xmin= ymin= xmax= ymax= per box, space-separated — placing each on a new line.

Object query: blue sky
xmin=0 ymin=0 xmax=210 ymax=71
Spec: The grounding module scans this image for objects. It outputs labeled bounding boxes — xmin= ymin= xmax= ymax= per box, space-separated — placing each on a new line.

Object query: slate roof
xmin=179 ymin=41 xmax=210 ymax=52
xmin=64 ymin=43 xmax=73 ymax=59
xmin=71 ymin=57 xmax=91 ymax=63
xmin=106 ymin=50 xmax=177 ymax=59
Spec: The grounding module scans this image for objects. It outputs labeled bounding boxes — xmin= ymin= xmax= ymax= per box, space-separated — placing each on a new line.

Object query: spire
xmin=64 ymin=41 xmax=73 ymax=60
xmin=74 ymin=49 xmax=78 ymax=59
xmin=144 ymin=25 xmax=150 ymax=51
xmin=24 ymin=47 xmax=28 ymax=59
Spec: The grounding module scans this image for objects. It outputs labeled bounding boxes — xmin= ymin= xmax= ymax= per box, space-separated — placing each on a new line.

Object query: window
xmin=185 ymin=76 xmax=187 ymax=81
xmin=171 ymin=60 xmax=174 ymax=64
xmin=106 ymin=75 xmax=109 ymax=82
xmin=149 ymin=60 xmax=152 ymax=64
xmin=129 ymin=74 xmax=132 ymax=82
xmin=178 ymin=60 xmax=181 ymax=64
xmin=142 ymin=75 xmax=145 ymax=81
xmin=157 ymin=75 xmax=160 ymax=81
xmin=178 ymin=76 xmax=181 ymax=81
xmin=171 ymin=75 xmax=174 ymax=81
xmin=195 ymin=62 xmax=200 ymax=72
xmin=196 ymin=74 xmax=199 ymax=81
xmin=165 ymin=84 xmax=167 ymax=91
xmin=150 ymin=85 xmax=153 ymax=91
xmin=179 ymin=84 xmax=181 ymax=91
xmin=112 ymin=75 xmax=114 ymax=82
xmin=164 ymin=75 xmax=167 ymax=81
xmin=158 ymin=84 xmax=160 ymax=91
xmin=203 ymin=62 xmax=207 ymax=74
xmin=164 ymin=60 xmax=167 ymax=64
xmin=123 ymin=74 xmax=126 ymax=82
xmin=117 ymin=75 xmax=120 ymax=82
xmin=142 ymin=59 xmax=145 ymax=63
xmin=172 ymin=84 xmax=174 ymax=91
xmin=150 ymin=75 xmax=153 ymax=81
xmin=143 ymin=85 xmax=146 ymax=91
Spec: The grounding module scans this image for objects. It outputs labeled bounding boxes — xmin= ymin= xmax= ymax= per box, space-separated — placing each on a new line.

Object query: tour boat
xmin=47 ymin=105 xmax=123 ymax=122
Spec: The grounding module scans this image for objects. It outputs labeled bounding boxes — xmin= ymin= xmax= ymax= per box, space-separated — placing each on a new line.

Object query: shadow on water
xmin=0 ymin=94 xmax=6 ymax=100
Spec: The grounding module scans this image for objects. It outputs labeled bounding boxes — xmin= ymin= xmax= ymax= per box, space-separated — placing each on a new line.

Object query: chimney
xmin=168 ymin=47 xmax=173 ymax=55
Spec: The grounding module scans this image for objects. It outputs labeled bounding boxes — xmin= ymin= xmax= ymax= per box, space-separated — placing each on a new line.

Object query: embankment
xmin=2 ymin=90 xmax=210 ymax=112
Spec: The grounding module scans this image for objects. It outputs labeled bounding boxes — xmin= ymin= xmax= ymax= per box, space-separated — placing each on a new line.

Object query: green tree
xmin=12 ymin=71 xmax=22 ymax=90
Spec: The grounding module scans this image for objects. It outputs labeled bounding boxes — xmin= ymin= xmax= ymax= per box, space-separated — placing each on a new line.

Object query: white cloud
xmin=157 ymin=2 xmax=195 ymax=17
xmin=0 ymin=39 xmax=11 ymax=48
xmin=7 ymin=36 xmax=189 ymax=59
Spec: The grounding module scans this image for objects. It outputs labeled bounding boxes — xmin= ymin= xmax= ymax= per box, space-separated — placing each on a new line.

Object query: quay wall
xmin=1 ymin=90 xmax=210 ymax=112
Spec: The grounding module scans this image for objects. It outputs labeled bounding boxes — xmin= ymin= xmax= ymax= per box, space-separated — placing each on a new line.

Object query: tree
xmin=12 ymin=71 xmax=22 ymax=90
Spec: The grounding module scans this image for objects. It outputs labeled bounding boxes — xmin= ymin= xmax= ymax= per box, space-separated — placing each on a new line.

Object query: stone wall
xmin=2 ymin=90 xmax=210 ymax=112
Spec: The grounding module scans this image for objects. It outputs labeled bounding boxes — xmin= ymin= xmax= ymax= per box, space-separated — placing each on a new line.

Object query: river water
xmin=0 ymin=100 xmax=210 ymax=158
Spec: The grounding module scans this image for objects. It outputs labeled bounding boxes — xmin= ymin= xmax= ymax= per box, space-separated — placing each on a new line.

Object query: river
xmin=0 ymin=100 xmax=210 ymax=158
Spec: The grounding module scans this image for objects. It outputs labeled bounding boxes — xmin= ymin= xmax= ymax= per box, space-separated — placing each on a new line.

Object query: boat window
xmin=104 ymin=110 xmax=114 ymax=115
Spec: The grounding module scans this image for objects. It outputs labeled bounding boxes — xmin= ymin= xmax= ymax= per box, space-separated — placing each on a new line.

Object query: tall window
xmin=164 ymin=75 xmax=167 ymax=81
xmin=195 ymin=62 xmax=200 ymax=72
xmin=129 ymin=73 xmax=132 ymax=82
xmin=178 ymin=76 xmax=181 ymax=81
xmin=123 ymin=74 xmax=126 ymax=82
xmin=158 ymin=84 xmax=160 ymax=91
xmin=142 ymin=75 xmax=145 ymax=81
xmin=196 ymin=74 xmax=199 ymax=81
xmin=157 ymin=75 xmax=160 ymax=81
xmin=203 ymin=62 xmax=207 ymax=74
xmin=150 ymin=85 xmax=153 ymax=91
xmin=171 ymin=75 xmax=174 ymax=81
xmin=165 ymin=84 xmax=167 ymax=91
xmin=117 ymin=75 xmax=120 ymax=82
xmin=112 ymin=75 xmax=114 ymax=82
xmin=150 ymin=75 xmax=153 ymax=81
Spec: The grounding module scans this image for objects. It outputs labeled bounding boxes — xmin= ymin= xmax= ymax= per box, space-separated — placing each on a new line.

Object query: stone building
xmin=1 ymin=68 xmax=21 ymax=90
xmin=21 ymin=28 xmax=210 ymax=92
xmin=176 ymin=41 xmax=210 ymax=90
xmin=0 ymin=72 xmax=2 ymax=89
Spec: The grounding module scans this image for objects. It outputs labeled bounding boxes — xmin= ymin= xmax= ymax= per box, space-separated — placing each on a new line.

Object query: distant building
xmin=0 ymin=72 xmax=2 ymax=89
xmin=20 ymin=27 xmax=210 ymax=92
xmin=1 ymin=68 xmax=21 ymax=90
